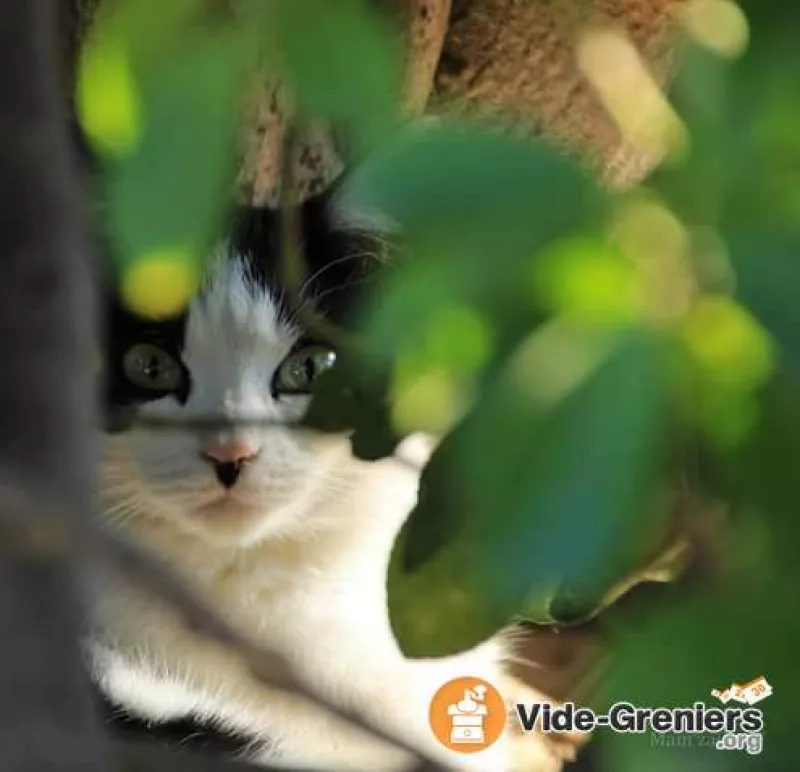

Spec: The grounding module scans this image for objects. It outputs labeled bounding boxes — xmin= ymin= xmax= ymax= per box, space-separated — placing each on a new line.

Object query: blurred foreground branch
xmin=92 ymin=527 xmax=445 ymax=768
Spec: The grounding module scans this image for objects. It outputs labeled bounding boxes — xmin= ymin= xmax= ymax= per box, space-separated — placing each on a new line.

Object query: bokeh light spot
xmin=77 ymin=35 xmax=142 ymax=158
xmin=122 ymin=250 xmax=198 ymax=320
xmin=425 ymin=305 xmax=493 ymax=374
xmin=391 ymin=364 xmax=464 ymax=436
xmin=682 ymin=296 xmax=775 ymax=391
xmin=681 ymin=0 xmax=749 ymax=60
xmin=612 ymin=197 xmax=694 ymax=325
xmin=533 ymin=237 xmax=640 ymax=325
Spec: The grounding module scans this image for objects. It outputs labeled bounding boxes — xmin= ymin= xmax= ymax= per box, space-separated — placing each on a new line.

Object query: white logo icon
xmin=712 ymin=676 xmax=773 ymax=706
xmin=447 ymin=684 xmax=489 ymax=744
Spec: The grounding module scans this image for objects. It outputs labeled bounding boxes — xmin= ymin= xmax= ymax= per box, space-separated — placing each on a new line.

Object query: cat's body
xmin=88 ymin=192 xmax=579 ymax=771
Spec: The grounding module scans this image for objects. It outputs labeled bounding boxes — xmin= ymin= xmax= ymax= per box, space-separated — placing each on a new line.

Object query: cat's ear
xmin=328 ymin=188 xmax=400 ymax=238
xmin=327 ymin=117 xmax=442 ymax=238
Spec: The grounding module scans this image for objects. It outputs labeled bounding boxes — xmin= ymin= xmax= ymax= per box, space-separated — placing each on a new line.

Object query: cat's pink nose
xmin=201 ymin=441 xmax=260 ymax=465
xmin=200 ymin=441 xmax=260 ymax=489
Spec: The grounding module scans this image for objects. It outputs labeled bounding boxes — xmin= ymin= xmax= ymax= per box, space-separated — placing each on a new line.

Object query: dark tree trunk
xmin=0 ymin=2 xmax=107 ymax=770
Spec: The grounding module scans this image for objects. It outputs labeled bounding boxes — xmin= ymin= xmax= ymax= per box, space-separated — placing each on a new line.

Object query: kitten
xmin=87 ymin=188 xmax=581 ymax=771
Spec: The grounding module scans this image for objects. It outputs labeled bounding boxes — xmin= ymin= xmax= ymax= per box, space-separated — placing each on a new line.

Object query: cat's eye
xmin=272 ymin=345 xmax=337 ymax=396
xmin=121 ymin=343 xmax=183 ymax=394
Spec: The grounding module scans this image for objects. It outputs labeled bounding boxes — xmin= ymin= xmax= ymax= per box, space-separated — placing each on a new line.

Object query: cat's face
xmin=99 ymin=196 xmax=380 ymax=547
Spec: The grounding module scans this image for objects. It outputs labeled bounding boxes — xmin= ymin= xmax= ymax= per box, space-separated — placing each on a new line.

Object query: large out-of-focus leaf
xmin=651 ymin=41 xmax=734 ymax=226
xmin=340 ymin=122 xmax=606 ymax=252
xmin=656 ymin=4 xmax=800 ymax=232
xmin=81 ymin=0 xmax=260 ymax=318
xmin=600 ymin=541 xmax=800 ymax=770
xmin=305 ymin=128 xmax=607 ymax=448
xmin=726 ymin=231 xmax=800 ymax=380
xmin=357 ymin=247 xmax=549 ymax=404
xmin=715 ymin=1 xmax=800 ymax=231
xmin=610 ymin=222 xmax=800 ymax=767
xmin=721 ymin=370 xmax=800 ymax=575
xmin=105 ymin=30 xmax=256 ymax=269
xmin=343 ymin=126 xmax=607 ymax=385
xmin=524 ymin=537 xmax=690 ymax=625
xmin=387 ymin=323 xmax=671 ymax=657
xmin=301 ymin=351 xmax=402 ymax=461
xmin=261 ymin=0 xmax=402 ymax=155
xmin=600 ymin=336 xmax=800 ymax=770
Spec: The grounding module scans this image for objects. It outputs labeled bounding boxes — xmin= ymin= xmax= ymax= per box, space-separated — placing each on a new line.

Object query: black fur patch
xmin=101 ymin=295 xmax=190 ymax=430
xmin=228 ymin=183 xmax=384 ymax=327
xmin=100 ymin=183 xmax=385 ymax=425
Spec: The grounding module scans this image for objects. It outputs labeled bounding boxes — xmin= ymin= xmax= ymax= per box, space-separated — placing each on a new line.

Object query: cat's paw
xmin=499 ymin=675 xmax=592 ymax=771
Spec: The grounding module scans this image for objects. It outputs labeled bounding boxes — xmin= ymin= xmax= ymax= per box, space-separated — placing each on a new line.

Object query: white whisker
xmin=297 ymin=251 xmax=376 ymax=299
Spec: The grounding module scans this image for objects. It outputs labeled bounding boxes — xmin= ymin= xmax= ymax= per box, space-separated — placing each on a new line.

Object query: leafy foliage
xmin=388 ymin=324 xmax=671 ymax=656
xmin=82 ymin=1 xmax=800 ymax=768
xmin=78 ymin=0 xmax=261 ymax=317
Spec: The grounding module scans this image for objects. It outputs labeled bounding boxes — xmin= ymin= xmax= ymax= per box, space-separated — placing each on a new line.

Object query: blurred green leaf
xmin=601 ymin=557 xmax=800 ymax=770
xmin=716 ymin=1 xmax=800 ymax=231
xmin=656 ymin=3 xmax=800 ymax=232
xmin=316 ymin=125 xmax=604 ymax=450
xmin=721 ymin=370 xmax=800 ymax=574
xmin=301 ymin=352 xmax=402 ymax=461
xmin=387 ymin=323 xmax=671 ymax=657
xmin=726 ymin=231 xmax=800 ymax=379
xmin=82 ymin=0 xmax=260 ymax=317
xmin=601 ymin=351 xmax=800 ymax=770
xmin=341 ymin=122 xmax=606 ymax=251
xmin=262 ymin=0 xmax=402 ymax=155
xmin=106 ymin=29 xmax=256 ymax=268
xmin=526 ymin=536 xmax=689 ymax=625
xmin=652 ymin=41 xmax=734 ymax=225
xmin=344 ymin=126 xmax=608 ymax=396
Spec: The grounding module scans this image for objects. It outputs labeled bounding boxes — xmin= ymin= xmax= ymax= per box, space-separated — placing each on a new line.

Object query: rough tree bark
xmin=434 ymin=0 xmax=683 ymax=187
xmin=64 ymin=0 xmax=684 ymax=201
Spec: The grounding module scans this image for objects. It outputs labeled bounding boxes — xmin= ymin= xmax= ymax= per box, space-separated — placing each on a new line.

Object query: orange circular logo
xmin=429 ymin=676 xmax=507 ymax=753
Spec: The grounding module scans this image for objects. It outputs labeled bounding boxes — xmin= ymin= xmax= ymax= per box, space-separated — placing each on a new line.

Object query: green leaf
xmin=601 ymin=550 xmax=800 ymax=770
xmin=726 ymin=231 xmax=800 ymax=380
xmin=106 ymin=28 xmax=256 ymax=270
xmin=301 ymin=352 xmax=402 ymax=461
xmin=652 ymin=41 xmax=734 ymax=225
xmin=345 ymin=126 xmax=608 ymax=390
xmin=341 ymin=122 xmax=605 ymax=251
xmin=655 ymin=5 xmax=800 ymax=232
xmin=263 ymin=0 xmax=402 ymax=154
xmin=387 ymin=323 xmax=671 ymax=657
xmin=718 ymin=3 xmax=800 ymax=230
xmin=720 ymin=369 xmax=800 ymax=575
xmin=523 ymin=537 xmax=689 ymax=625
xmin=82 ymin=0 xmax=261 ymax=314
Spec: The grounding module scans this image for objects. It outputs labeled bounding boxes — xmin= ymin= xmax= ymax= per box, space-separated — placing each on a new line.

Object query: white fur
xmin=89 ymin=258 xmax=571 ymax=771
